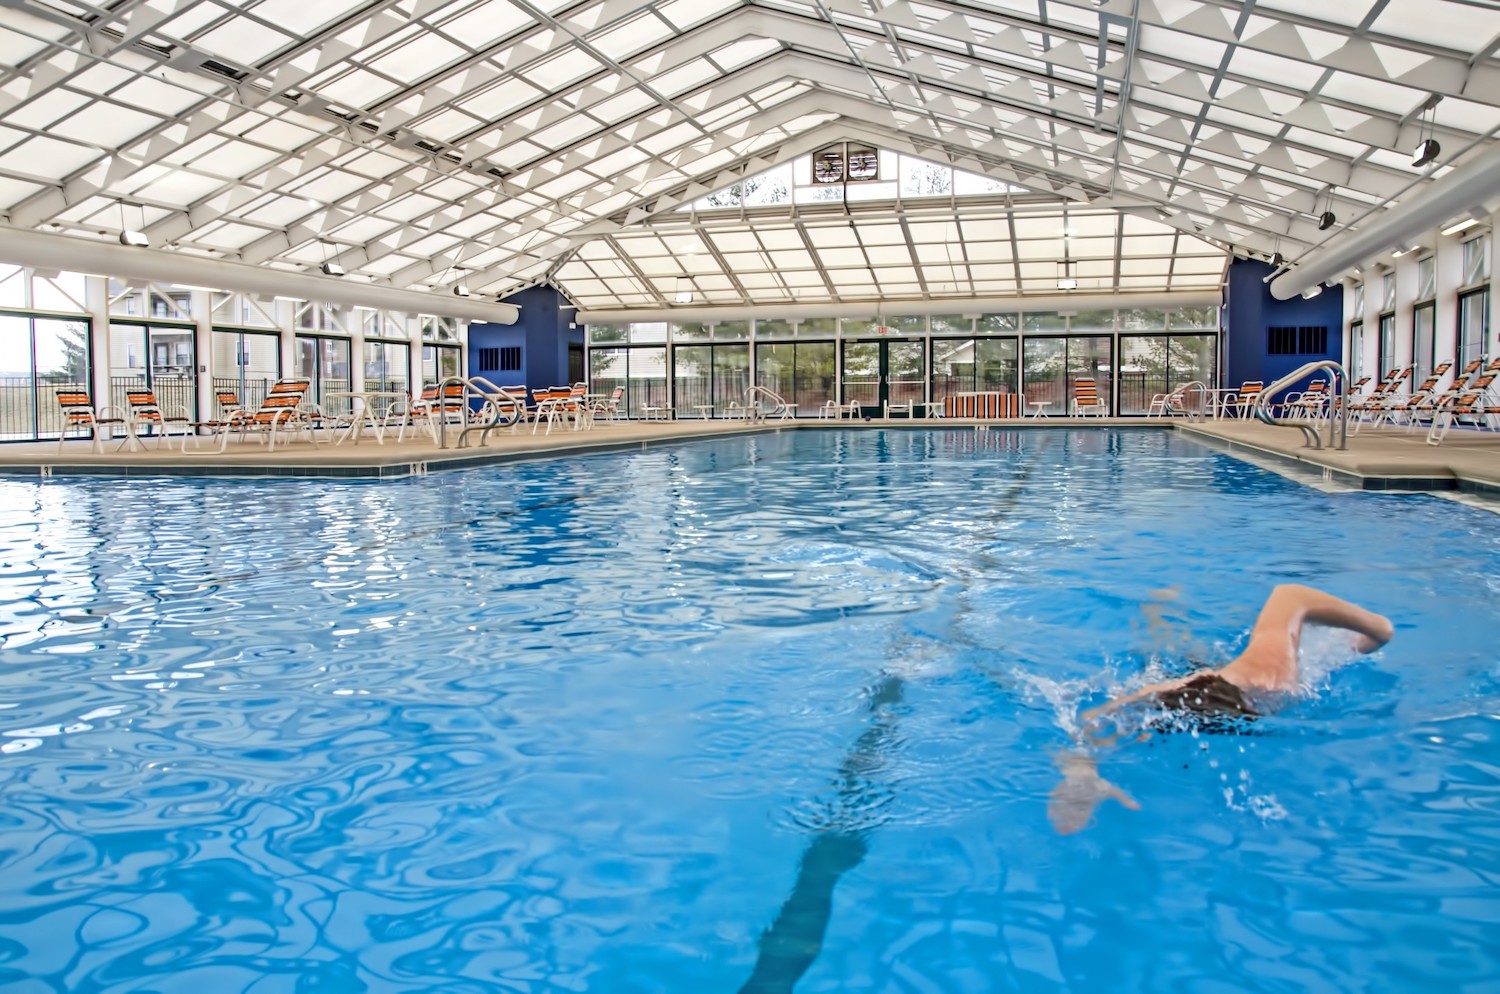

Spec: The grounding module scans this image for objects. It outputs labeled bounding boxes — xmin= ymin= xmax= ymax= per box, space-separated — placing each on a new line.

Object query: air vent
xmin=201 ymin=59 xmax=247 ymax=81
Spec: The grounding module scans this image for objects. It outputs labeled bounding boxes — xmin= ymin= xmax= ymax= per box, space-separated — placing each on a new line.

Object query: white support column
xmin=193 ymin=290 xmax=212 ymax=420
xmin=84 ymin=275 xmax=110 ymax=405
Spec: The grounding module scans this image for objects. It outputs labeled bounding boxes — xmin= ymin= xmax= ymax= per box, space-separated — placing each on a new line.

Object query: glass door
xmin=840 ymin=339 xmax=925 ymax=414
xmin=109 ymin=322 xmax=198 ymax=423
xmin=212 ymin=329 xmax=280 ymax=412
xmin=295 ymin=335 xmax=351 ymax=415
xmin=840 ymin=341 xmax=880 ymax=411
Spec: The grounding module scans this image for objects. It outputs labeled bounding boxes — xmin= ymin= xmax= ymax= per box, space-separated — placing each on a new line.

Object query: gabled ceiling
xmin=0 ymin=0 xmax=1496 ymax=311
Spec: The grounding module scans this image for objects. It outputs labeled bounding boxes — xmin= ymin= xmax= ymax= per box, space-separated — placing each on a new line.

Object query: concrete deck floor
xmin=0 ymin=415 xmax=1495 ymax=490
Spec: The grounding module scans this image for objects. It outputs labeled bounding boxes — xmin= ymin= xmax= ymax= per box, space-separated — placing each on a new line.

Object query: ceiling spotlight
xmin=119 ymin=229 xmax=149 ymax=247
xmin=1317 ymin=211 xmax=1336 ymax=230
xmin=1412 ymin=138 xmax=1441 ymax=168
xmin=452 ymin=284 xmax=471 ymax=297
xmin=1269 ymin=252 xmax=1284 ymax=267
xmin=321 ymin=261 xmax=345 ymax=276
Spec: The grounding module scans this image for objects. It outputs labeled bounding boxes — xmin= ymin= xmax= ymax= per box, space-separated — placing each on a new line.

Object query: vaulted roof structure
xmin=0 ymin=0 xmax=1497 ymax=312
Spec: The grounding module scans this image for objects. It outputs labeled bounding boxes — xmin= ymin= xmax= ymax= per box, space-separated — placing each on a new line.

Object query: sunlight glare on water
xmin=0 ymin=428 xmax=1497 ymax=993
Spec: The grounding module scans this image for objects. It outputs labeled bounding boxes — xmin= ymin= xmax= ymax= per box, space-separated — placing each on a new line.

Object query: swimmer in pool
xmin=1048 ymin=584 xmax=1394 ymax=835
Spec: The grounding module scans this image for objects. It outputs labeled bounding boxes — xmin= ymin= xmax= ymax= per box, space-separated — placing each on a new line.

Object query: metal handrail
xmin=433 ymin=375 xmax=525 ymax=449
xmin=742 ymin=385 xmax=792 ymax=421
xmin=1175 ymin=380 xmax=1210 ymax=422
xmin=1251 ymin=360 xmax=1349 ymax=450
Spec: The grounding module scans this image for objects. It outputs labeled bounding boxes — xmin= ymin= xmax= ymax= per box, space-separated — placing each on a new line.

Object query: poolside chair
xmin=55 ymin=389 xmax=126 ymax=453
xmin=1428 ymin=381 xmax=1500 ymax=444
xmin=125 ymin=389 xmax=195 ymax=451
xmin=189 ymin=378 xmax=315 ymax=452
xmin=1146 ymin=385 xmax=1189 ymax=418
xmin=1070 ymin=378 xmax=1107 ymax=416
xmin=589 ymin=386 xmax=625 ymax=421
xmin=1223 ymin=380 xmax=1263 ymax=418
xmin=883 ymin=397 xmax=915 ymax=418
xmin=1373 ymin=364 xmax=1451 ymax=428
xmin=1283 ymin=379 xmax=1330 ymax=421
xmin=398 ymin=382 xmax=470 ymax=442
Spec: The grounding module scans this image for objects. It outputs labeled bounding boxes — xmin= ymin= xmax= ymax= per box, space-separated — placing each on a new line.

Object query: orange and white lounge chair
xmin=124 ymin=389 xmax=195 ymax=451
xmin=1071 ymin=378 xmax=1107 ymax=416
xmin=55 ymin=388 xmax=126 ymax=453
xmin=190 ymin=378 xmax=314 ymax=452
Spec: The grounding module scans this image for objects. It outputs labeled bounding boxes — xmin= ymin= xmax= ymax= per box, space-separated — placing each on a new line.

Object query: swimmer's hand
xmin=1048 ymin=754 xmax=1140 ymax=835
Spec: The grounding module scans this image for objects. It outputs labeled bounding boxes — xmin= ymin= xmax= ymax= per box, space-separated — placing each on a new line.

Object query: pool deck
xmin=0 ymin=415 xmax=1495 ymax=491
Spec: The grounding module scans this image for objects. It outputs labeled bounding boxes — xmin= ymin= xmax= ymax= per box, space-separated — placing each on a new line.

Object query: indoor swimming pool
xmin=0 ymin=428 xmax=1496 ymax=993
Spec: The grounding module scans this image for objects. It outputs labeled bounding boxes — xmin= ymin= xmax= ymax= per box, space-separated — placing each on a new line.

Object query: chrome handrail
xmin=1175 ymin=380 xmax=1210 ymax=422
xmin=1251 ymin=360 xmax=1349 ymax=450
xmin=433 ymin=375 xmax=526 ymax=449
xmin=742 ymin=385 xmax=792 ymax=421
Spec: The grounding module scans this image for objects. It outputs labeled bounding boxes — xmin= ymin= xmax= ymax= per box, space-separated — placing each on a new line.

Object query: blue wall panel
xmin=466 ymin=285 xmax=584 ymax=392
xmin=1224 ymin=258 xmax=1345 ymax=393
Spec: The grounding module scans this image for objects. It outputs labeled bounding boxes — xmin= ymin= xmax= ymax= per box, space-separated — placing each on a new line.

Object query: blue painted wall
xmin=1224 ymin=258 xmax=1345 ymax=392
xmin=467 ymin=285 xmax=584 ymax=391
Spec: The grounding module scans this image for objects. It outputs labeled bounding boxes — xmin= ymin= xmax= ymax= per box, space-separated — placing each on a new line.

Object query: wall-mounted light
xmin=1442 ymin=217 xmax=1483 ymax=236
xmin=1391 ymin=245 xmax=1421 ymax=258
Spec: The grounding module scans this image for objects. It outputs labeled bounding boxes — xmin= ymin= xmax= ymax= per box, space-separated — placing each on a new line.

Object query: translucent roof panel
xmin=0 ymin=0 xmax=1489 ymax=310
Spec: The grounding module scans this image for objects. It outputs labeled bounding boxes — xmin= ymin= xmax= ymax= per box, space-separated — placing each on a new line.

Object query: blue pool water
xmin=1 ymin=428 xmax=1498 ymax=993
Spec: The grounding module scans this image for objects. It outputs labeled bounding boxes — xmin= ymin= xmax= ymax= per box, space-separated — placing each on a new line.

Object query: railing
xmin=1252 ymin=360 xmax=1349 ymax=450
xmin=436 ymin=376 xmax=525 ymax=449
xmin=740 ymin=385 xmax=794 ymax=420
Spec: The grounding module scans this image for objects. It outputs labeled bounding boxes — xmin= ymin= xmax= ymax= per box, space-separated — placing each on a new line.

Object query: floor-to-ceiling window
xmin=1022 ymin=316 xmax=1114 ymax=415
xmin=1349 ymin=320 xmax=1364 ymax=386
xmin=1117 ymin=335 xmax=1217 ymax=414
xmin=211 ymin=328 xmax=280 ymax=411
xmin=109 ymin=321 xmax=197 ymax=421
xmin=1458 ymin=236 xmax=1491 ymax=371
xmin=672 ymin=321 xmax=750 ymax=416
xmin=756 ymin=340 xmax=835 ymax=415
xmin=364 ymin=340 xmax=411 ymax=395
xmin=421 ymin=315 xmax=463 ymax=392
xmin=1377 ymin=271 xmax=1397 ymax=376
xmin=930 ymin=314 xmax=1010 ymax=402
xmin=0 ymin=314 xmax=92 ymax=441
xmin=295 ymin=335 xmax=351 ymax=414
xmin=1413 ymin=256 xmax=1436 ymax=383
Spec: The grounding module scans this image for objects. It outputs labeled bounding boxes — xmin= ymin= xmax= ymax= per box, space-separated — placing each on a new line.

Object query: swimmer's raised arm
xmin=1221 ymin=584 xmax=1393 ymax=691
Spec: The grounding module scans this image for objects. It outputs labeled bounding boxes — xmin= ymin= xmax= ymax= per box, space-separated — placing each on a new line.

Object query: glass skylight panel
xmin=653 ymin=0 xmax=743 ymax=31
xmin=1372 ymin=1 xmax=1500 ymax=51
xmin=527 ymin=49 xmax=603 ymax=90
xmin=366 ymin=33 xmax=470 ymax=83
xmin=589 ymin=14 xmax=675 ymax=61
xmin=457 ymin=77 xmax=545 ymax=120
xmin=1 ymin=136 xmax=97 ymax=178
xmin=194 ymin=18 xmax=293 ymax=64
xmin=436 ymin=0 xmax=533 ymax=47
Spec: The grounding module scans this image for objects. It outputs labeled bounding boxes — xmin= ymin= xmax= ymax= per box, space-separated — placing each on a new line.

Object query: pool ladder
xmin=435 ymin=375 xmax=527 ymax=449
xmin=1251 ymin=359 xmax=1350 ymax=450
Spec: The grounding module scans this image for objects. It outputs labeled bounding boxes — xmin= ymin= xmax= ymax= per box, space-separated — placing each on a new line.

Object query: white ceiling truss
xmin=0 ymin=0 xmax=1494 ymax=311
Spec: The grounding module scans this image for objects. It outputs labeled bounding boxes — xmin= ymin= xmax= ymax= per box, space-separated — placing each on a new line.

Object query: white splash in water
xmin=1295 ymin=624 xmax=1365 ymax=696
